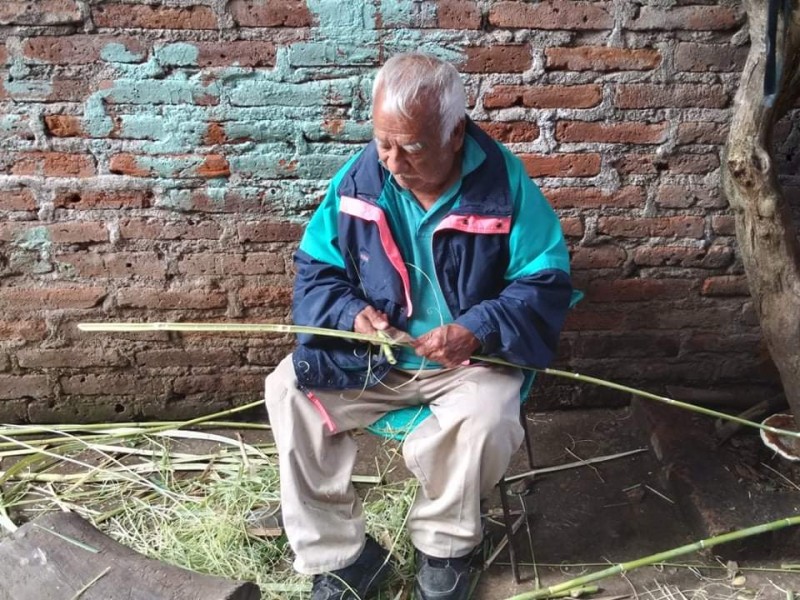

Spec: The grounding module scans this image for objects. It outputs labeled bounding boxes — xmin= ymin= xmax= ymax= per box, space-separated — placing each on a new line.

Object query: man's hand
xmin=353 ymin=306 xmax=390 ymax=335
xmin=411 ymin=324 xmax=480 ymax=368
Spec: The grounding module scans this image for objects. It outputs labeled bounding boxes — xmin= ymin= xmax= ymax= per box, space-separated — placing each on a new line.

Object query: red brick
xmin=463 ymin=45 xmax=530 ymax=73
xmin=54 ymin=189 xmax=153 ymax=209
xmin=675 ymin=42 xmax=748 ymax=72
xmin=196 ymin=154 xmax=230 ymax=178
xmin=12 ymin=152 xmax=96 ymax=177
xmin=668 ymin=153 xmax=720 ymax=175
xmin=93 ymin=3 xmax=217 ymax=29
xmin=116 ymin=288 xmax=227 ymax=310
xmin=239 ymin=286 xmax=294 ymax=308
xmin=563 ymin=308 xmax=627 ymax=331
xmin=60 ymin=373 xmax=167 ymax=396
xmin=44 ymin=115 xmax=83 ymax=137
xmin=712 ymin=215 xmax=736 ymax=235
xmin=632 ymin=245 xmax=734 ymax=268
xmin=556 ymin=120 xmax=667 ymax=144
xmin=701 ymin=276 xmax=750 ymax=297
xmin=588 ymin=278 xmax=695 ymax=302
xmin=58 ymin=252 xmax=167 ymax=279
xmin=475 ymin=121 xmax=539 ymax=143
xmin=544 ymin=186 xmax=645 ymax=209
xmin=0 ymin=320 xmax=47 ymax=341
xmin=560 ymin=217 xmax=584 ymax=238
xmin=185 ymin=189 xmax=269 ymax=213
xmin=49 ymin=78 xmax=94 ymax=102
xmin=119 ymin=218 xmax=221 ymax=240
xmin=108 ymin=154 xmax=150 ymax=177
xmin=173 ymin=374 xmax=264 ymax=395
xmin=613 ymin=153 xmax=720 ymax=176
xmin=178 ymin=253 xmax=285 ymax=276
xmin=615 ymin=84 xmax=729 ymax=109
xmin=683 ymin=333 xmax=761 ymax=355
xmin=656 ymin=185 xmax=724 ymax=209
xmin=247 ymin=344 xmax=295 ymax=366
xmin=204 ymin=122 xmax=227 ymax=146
xmin=0 ymin=375 xmax=51 ymax=400
xmin=194 ymin=41 xmax=276 ymax=67
xmin=238 ymin=221 xmax=304 ymax=243
xmin=49 ymin=222 xmax=108 ymax=243
xmin=109 ymin=154 xmax=229 ymax=179
xmin=0 ymin=189 xmax=35 ymax=211
xmin=437 ymin=0 xmax=481 ymax=29
xmin=0 ymin=45 xmax=6 ymax=65
xmin=17 ymin=348 xmax=126 ymax=368
xmin=23 ymin=35 xmax=146 ymax=64
xmin=571 ymin=245 xmax=627 ymax=269
xmin=0 ymin=287 xmax=106 ymax=310
xmin=571 ymin=332 xmax=681 ymax=359
xmin=136 ymin=348 xmax=239 ymax=368
xmin=627 ymin=6 xmax=741 ymax=31
xmin=489 ymin=1 xmax=613 ymax=30
xmin=546 ymin=46 xmax=661 ymax=71
xmin=229 ymin=0 xmax=312 ymax=27
xmin=598 ymin=217 xmax=705 ymax=239
xmin=677 ymin=122 xmax=729 ymax=145
xmin=0 ymin=0 xmax=80 ymax=25
xmin=484 ymin=84 xmax=602 ymax=109
xmin=519 ymin=153 xmax=601 ymax=177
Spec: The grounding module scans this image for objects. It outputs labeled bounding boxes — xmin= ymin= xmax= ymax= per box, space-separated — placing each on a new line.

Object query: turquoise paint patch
xmin=3 ymin=79 xmax=52 ymax=99
xmin=119 ymin=106 xmax=207 ymax=153
xmin=157 ymin=189 xmax=194 ymax=212
xmin=306 ymin=0 xmax=376 ymax=30
xmin=155 ymin=43 xmax=199 ymax=67
xmin=229 ymin=78 xmax=355 ymax=107
xmin=0 ymin=114 xmax=28 ymax=135
xmin=83 ymin=92 xmax=114 ymax=137
xmin=101 ymin=42 xmax=146 ymax=64
xmin=106 ymin=78 xmax=219 ymax=104
xmin=13 ymin=227 xmax=51 ymax=252
xmin=288 ymin=41 xmax=378 ymax=67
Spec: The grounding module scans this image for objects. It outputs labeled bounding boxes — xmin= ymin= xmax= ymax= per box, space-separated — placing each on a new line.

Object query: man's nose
xmin=384 ymin=148 xmax=409 ymax=175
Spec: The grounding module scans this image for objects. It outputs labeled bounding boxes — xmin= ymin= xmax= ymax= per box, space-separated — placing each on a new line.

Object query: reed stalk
xmin=78 ymin=321 xmax=800 ymax=440
xmin=504 ymin=516 xmax=800 ymax=600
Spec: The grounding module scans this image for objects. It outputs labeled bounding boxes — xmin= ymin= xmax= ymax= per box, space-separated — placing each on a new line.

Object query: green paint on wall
xmin=13 ymin=227 xmax=51 ymax=253
xmin=101 ymin=42 xmax=146 ymax=64
xmin=83 ymin=92 xmax=114 ymax=137
xmin=155 ymin=43 xmax=200 ymax=67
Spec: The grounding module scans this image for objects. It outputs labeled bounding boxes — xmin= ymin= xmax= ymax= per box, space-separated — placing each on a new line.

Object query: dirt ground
xmin=466 ymin=407 xmax=800 ymax=600
xmin=355 ymin=406 xmax=800 ymax=600
xmin=3 ymin=403 xmax=800 ymax=600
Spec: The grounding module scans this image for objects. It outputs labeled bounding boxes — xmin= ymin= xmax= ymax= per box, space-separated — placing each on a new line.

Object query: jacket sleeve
xmin=292 ymin=155 xmax=369 ymax=334
xmin=454 ymin=147 xmax=573 ymax=368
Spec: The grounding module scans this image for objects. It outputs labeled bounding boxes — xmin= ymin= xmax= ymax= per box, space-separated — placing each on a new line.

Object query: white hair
xmin=372 ymin=53 xmax=467 ymax=143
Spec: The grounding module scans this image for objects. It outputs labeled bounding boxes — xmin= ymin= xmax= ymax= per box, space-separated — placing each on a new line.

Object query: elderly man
xmin=264 ymin=53 xmax=572 ymax=600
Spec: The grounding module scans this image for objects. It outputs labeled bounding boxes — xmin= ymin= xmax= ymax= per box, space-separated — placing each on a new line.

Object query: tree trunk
xmin=721 ymin=1 xmax=800 ymax=427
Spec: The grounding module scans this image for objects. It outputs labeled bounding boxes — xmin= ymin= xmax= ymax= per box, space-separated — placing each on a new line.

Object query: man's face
xmin=372 ymin=93 xmax=464 ymax=201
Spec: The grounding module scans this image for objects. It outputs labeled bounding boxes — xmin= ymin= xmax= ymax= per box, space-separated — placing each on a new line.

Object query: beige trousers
xmin=264 ymin=354 xmax=524 ymax=575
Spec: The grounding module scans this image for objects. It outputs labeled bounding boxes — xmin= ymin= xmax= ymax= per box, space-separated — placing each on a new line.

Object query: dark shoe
xmin=414 ymin=547 xmax=478 ymax=600
xmin=311 ymin=535 xmax=393 ymax=599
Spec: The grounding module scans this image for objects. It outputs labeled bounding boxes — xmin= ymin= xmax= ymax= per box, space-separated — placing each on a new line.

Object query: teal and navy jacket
xmin=292 ymin=118 xmax=573 ymax=390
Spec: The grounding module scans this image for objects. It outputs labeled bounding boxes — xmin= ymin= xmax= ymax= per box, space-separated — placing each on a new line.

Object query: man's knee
xmin=264 ymin=354 xmax=297 ymax=412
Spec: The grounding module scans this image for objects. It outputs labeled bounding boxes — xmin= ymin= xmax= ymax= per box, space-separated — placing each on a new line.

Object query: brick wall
xmin=1 ymin=0 xmax=798 ymax=421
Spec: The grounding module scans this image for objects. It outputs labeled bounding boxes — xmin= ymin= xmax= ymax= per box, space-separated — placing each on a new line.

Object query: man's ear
xmin=449 ymin=118 xmax=466 ymax=152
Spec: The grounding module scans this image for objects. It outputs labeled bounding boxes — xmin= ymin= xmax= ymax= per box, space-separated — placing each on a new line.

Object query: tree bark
xmin=722 ymin=0 xmax=800 ymax=426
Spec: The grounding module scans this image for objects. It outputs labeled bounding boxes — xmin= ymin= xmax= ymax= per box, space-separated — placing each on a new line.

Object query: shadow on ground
xmin=353 ymin=406 xmax=800 ymax=600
